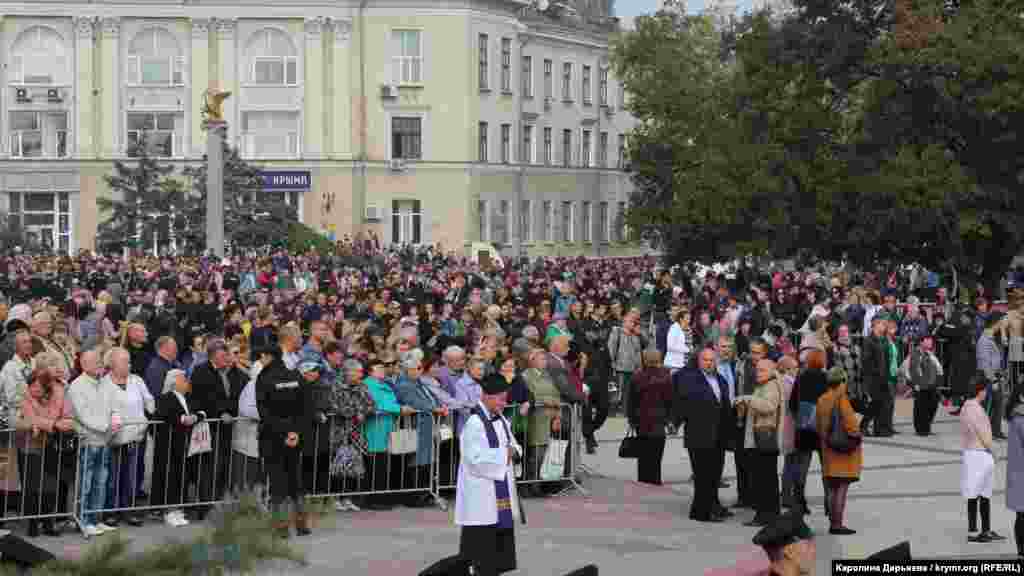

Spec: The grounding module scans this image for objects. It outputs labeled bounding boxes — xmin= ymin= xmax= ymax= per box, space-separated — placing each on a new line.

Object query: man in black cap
xmin=453 ymin=373 xmax=523 ymax=576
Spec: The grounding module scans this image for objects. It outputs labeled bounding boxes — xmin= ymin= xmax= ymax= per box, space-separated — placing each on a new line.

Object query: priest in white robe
xmin=454 ymin=373 xmax=523 ymax=575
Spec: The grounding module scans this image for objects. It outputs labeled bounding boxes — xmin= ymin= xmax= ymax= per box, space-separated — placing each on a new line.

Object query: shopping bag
xmin=389 ymin=428 xmax=418 ymax=455
xmin=188 ymin=421 xmax=213 ymax=457
xmin=435 ymin=424 xmax=454 ymax=442
xmin=540 ymin=438 xmax=567 ymax=481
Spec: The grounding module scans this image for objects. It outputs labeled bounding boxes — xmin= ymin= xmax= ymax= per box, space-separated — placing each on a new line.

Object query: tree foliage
xmin=614 ymin=0 xmax=1024 ymax=295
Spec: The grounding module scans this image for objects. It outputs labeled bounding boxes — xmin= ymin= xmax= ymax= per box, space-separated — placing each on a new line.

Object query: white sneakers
xmin=164 ymin=510 xmax=190 ymax=527
xmin=82 ymin=523 xmax=118 ymax=538
xmin=335 ymin=498 xmax=360 ymax=512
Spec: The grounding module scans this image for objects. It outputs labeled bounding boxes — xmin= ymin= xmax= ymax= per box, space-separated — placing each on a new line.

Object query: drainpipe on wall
xmin=356 ymin=0 xmax=370 ymax=238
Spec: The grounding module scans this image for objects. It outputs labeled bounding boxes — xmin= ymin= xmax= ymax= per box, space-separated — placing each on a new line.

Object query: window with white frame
xmin=582 ymin=65 xmax=592 ymax=105
xmin=392 ymin=200 xmax=423 ymax=244
xmin=390 ymin=116 xmax=422 ymax=160
xmin=599 ymin=201 xmax=609 ymax=242
xmin=617 ymin=201 xmax=628 ymax=241
xmin=562 ymin=62 xmax=573 ymax=101
xmin=561 ymin=201 xmax=573 ymax=242
xmin=501 ymin=38 xmax=511 ymax=92
xmin=9 ymin=26 xmax=67 ymax=85
xmin=478 ymin=34 xmax=489 ymax=91
xmin=500 ymin=124 xmax=511 ymax=163
xmin=599 ymin=68 xmax=608 ymax=106
xmin=478 ymin=200 xmax=489 ymax=241
xmin=478 ymin=122 xmax=488 ymax=162
xmin=543 ymin=127 xmax=552 ymax=165
xmin=543 ymin=201 xmax=553 ymax=242
xmin=599 ymin=131 xmax=608 ymax=167
xmin=520 ymin=199 xmax=532 ymax=242
xmin=247 ymin=28 xmax=297 ymax=86
xmin=522 ymin=124 xmax=535 ymax=164
xmin=522 ymin=56 xmax=533 ymax=98
xmin=543 ymin=59 xmax=553 ymax=100
xmin=10 ymin=111 xmax=69 ymax=158
xmin=241 ymin=111 xmax=299 ymax=158
xmin=581 ymin=129 xmax=592 ymax=167
xmin=127 ymin=28 xmax=184 ymax=86
xmin=582 ymin=201 xmax=592 ymax=242
xmin=7 ymin=192 xmax=73 ymax=254
xmin=126 ymin=112 xmax=180 ymax=157
xmin=618 ymin=134 xmax=627 ymax=168
xmin=561 ymin=129 xmax=572 ymax=167
xmin=391 ymin=29 xmax=422 ymax=85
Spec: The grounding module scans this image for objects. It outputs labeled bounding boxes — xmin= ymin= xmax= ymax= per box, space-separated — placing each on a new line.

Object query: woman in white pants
xmin=961 ymin=374 xmax=1005 ymax=543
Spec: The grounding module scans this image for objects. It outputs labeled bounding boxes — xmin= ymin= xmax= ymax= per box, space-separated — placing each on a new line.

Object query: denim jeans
xmin=78 ymin=445 xmax=111 ymax=526
xmin=106 ymin=443 xmax=140 ymax=515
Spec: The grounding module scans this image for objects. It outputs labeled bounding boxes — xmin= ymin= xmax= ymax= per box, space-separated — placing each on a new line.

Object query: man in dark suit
xmin=861 ymin=315 xmax=892 ymax=436
xmin=675 ymin=347 xmax=733 ymax=522
xmin=190 ymin=338 xmax=247 ymax=515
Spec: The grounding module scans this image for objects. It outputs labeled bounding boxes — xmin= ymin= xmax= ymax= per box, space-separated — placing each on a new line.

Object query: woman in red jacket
xmin=628 ymin=349 xmax=675 ymax=485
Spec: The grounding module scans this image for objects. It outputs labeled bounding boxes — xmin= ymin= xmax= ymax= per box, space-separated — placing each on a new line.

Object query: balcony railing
xmin=240 ymin=131 xmax=299 ymax=159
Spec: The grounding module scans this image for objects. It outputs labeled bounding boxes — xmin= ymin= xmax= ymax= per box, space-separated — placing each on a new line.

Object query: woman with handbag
xmin=151 ymin=369 xmax=205 ymax=528
xmin=787 ymin=350 xmax=829 ymax=516
xmin=394 ymin=348 xmax=448 ymax=508
xmin=961 ymin=373 xmax=1004 ymax=543
xmin=815 ymin=366 xmax=863 ymax=535
xmin=521 ymin=348 xmax=562 ymax=496
xmin=735 ymin=359 xmax=784 ymax=527
xmin=329 ymin=359 xmax=376 ymax=512
xmin=627 ymin=350 xmax=674 ymax=485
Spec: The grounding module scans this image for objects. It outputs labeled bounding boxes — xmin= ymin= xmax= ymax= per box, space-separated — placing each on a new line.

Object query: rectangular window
xmin=582 ymin=65 xmax=592 ymax=105
xmin=126 ymin=112 xmax=178 ymax=157
xmin=392 ymin=200 xmax=423 ymax=244
xmin=581 ymin=129 xmax=592 ymax=167
xmin=543 ymin=201 xmax=553 ymax=242
xmin=501 ymin=38 xmax=512 ymax=92
xmin=241 ymin=111 xmax=300 ymax=158
xmin=562 ymin=62 xmax=573 ymax=101
xmin=599 ymin=68 xmax=608 ymax=106
xmin=520 ymin=200 xmax=532 ymax=242
xmin=522 ymin=125 xmax=534 ymax=164
xmin=391 ymin=30 xmax=422 ymax=85
xmin=127 ymin=55 xmax=186 ymax=86
xmin=500 ymin=124 xmax=511 ymax=163
xmin=390 ymin=116 xmax=422 ymax=160
xmin=618 ymin=134 xmax=627 ymax=168
xmin=543 ymin=127 xmax=552 ymax=165
xmin=599 ymin=131 xmax=608 ymax=167
xmin=478 ymin=34 xmax=489 ymax=91
xmin=561 ymin=201 xmax=573 ymax=242
xmin=562 ymin=129 xmax=572 ymax=167
xmin=10 ymin=191 xmax=72 ymax=254
xmin=478 ymin=200 xmax=489 ymax=241
xmin=617 ymin=201 xmax=628 ymax=242
xmin=522 ymin=56 xmax=533 ymax=98
xmin=478 ymin=121 xmax=488 ymax=162
xmin=498 ymin=200 xmax=510 ymax=244
xmin=543 ymin=59 xmax=553 ymax=100
xmin=599 ymin=201 xmax=609 ymax=242
xmin=582 ymin=201 xmax=592 ymax=242
xmin=251 ymin=57 xmax=298 ymax=86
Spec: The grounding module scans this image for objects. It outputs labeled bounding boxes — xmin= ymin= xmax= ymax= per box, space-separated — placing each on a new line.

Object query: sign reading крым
xmin=259 ymin=171 xmax=311 ymax=191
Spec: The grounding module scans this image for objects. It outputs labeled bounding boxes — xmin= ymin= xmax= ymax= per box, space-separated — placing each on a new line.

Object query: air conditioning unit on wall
xmin=381 ymin=84 xmax=398 ymax=99
xmin=365 ymin=205 xmax=381 ymax=221
xmin=388 ymin=158 xmax=406 ymax=172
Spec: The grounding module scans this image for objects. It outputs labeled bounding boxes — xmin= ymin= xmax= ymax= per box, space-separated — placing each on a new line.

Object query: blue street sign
xmin=259 ymin=171 xmax=311 ymax=191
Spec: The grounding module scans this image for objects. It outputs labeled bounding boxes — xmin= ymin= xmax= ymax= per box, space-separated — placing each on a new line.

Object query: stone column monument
xmin=201 ymin=88 xmax=231 ymax=258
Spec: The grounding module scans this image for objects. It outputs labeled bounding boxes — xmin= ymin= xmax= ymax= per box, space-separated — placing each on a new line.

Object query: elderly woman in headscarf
xmin=329 ymin=358 xmax=375 ymax=513
xmin=151 ymin=369 xmax=206 ymax=528
xmin=393 ymin=348 xmax=448 ymax=507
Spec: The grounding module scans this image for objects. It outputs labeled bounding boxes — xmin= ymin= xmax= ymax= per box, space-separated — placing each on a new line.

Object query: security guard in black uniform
xmin=255 ymin=337 xmax=314 ymax=538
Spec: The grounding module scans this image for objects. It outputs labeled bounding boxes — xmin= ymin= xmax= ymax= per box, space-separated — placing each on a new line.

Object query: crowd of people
xmin=0 ymin=243 xmax=1016 ymax=557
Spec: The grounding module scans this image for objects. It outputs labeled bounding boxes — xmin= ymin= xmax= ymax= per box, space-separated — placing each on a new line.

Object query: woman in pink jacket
xmin=960 ymin=373 xmax=1005 ymax=543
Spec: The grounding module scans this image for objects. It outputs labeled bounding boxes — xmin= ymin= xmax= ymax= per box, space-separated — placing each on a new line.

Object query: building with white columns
xmin=0 ymin=0 xmax=639 ymax=256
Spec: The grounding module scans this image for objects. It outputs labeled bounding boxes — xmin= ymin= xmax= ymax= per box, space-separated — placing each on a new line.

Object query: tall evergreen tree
xmin=97 ymin=133 xmax=181 ymax=251
xmin=181 ymin=138 xmax=297 ymax=251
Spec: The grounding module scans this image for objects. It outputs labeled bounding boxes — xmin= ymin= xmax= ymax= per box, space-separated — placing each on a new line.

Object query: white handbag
xmin=540 ymin=438 xmax=568 ymax=481
xmin=388 ymin=427 xmax=418 ymax=455
xmin=188 ymin=421 xmax=213 ymax=457
xmin=435 ymin=424 xmax=454 ymax=442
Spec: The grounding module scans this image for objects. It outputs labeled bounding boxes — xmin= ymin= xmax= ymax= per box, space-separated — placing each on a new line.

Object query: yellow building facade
xmin=0 ymin=0 xmax=641 ymax=256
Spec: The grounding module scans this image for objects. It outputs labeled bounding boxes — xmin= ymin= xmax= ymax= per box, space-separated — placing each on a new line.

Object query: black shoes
xmin=585 ymin=438 xmax=598 ymax=454
xmin=744 ymin=517 xmax=771 ymax=527
xmin=829 ymin=527 xmax=856 ymax=535
xmin=968 ymin=531 xmax=1006 ymax=543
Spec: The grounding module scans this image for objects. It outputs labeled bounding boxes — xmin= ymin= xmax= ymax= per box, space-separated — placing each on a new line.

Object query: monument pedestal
xmin=205 ymin=120 xmax=227 ymax=257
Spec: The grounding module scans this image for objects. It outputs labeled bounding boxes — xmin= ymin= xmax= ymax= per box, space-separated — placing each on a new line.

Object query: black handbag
xmin=618 ymin=428 xmax=641 ymax=459
xmin=754 ymin=427 xmax=778 ymax=452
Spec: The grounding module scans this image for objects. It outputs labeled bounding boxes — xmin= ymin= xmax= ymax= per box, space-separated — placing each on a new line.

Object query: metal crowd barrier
xmin=0 ymin=402 xmax=588 ymax=537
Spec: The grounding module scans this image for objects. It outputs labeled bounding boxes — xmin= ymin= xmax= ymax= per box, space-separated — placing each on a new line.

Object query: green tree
xmin=181 ymin=140 xmax=298 ymax=251
xmin=97 ymin=133 xmax=180 ymax=251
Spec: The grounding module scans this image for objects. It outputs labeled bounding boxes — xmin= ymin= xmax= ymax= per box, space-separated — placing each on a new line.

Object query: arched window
xmin=127 ymin=28 xmax=184 ymax=86
xmin=10 ymin=26 xmax=67 ymax=85
xmin=247 ymin=28 xmax=297 ymax=86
